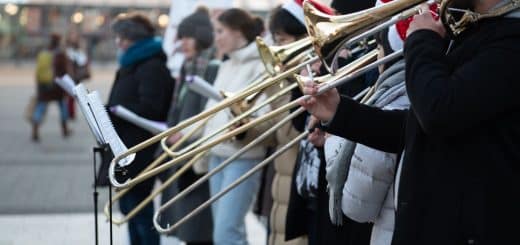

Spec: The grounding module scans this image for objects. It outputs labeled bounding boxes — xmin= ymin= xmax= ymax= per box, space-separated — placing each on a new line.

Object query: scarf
xmin=325 ymin=59 xmax=406 ymax=225
xmin=178 ymin=48 xmax=215 ymax=105
xmin=295 ymin=138 xmax=321 ymax=199
xmin=118 ymin=37 xmax=163 ymax=67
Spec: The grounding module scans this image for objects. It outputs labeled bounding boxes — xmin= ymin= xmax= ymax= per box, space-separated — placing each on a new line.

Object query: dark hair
xmin=268 ymin=6 xmax=307 ymax=38
xmin=375 ymin=27 xmax=398 ymax=69
xmin=177 ymin=7 xmax=214 ymax=51
xmin=49 ymin=33 xmax=61 ymax=50
xmin=217 ymin=8 xmax=264 ymax=43
xmin=112 ymin=12 xmax=156 ymax=41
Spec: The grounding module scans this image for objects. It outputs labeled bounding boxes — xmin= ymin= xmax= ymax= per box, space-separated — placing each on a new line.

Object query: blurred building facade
xmin=0 ymin=0 xmax=331 ymax=62
xmin=0 ymin=1 xmax=173 ymax=61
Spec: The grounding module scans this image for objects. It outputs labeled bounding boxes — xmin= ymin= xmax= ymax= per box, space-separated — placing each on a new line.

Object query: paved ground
xmin=0 ymin=63 xmax=266 ymax=245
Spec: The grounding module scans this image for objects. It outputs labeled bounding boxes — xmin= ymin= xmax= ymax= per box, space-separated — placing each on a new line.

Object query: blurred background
xmin=0 ymin=0 xmax=302 ymax=62
xmin=0 ymin=0 xmax=337 ymax=244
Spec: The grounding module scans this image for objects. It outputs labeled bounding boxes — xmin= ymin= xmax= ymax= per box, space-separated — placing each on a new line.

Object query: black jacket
xmin=323 ymin=17 xmax=520 ymax=244
xmin=108 ymin=52 xmax=174 ymax=184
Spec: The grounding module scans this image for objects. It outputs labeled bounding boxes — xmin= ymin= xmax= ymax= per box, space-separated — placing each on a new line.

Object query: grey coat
xmin=157 ymin=54 xmax=219 ymax=242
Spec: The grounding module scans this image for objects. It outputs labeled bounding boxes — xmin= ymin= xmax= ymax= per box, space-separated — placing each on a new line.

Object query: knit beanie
xmin=331 ymin=0 xmax=377 ymax=14
xmin=112 ymin=13 xmax=156 ymax=42
xmin=177 ymin=7 xmax=214 ymax=51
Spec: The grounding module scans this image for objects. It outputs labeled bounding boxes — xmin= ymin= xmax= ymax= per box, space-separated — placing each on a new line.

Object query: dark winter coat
xmin=322 ymin=16 xmax=520 ymax=245
xmin=107 ymin=51 xmax=174 ymax=192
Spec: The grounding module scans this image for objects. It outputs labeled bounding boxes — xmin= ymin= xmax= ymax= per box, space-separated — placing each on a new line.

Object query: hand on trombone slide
xmin=307 ymin=116 xmax=327 ymax=147
xmin=299 ymin=80 xmax=340 ymax=124
xmin=407 ymin=4 xmax=445 ymax=37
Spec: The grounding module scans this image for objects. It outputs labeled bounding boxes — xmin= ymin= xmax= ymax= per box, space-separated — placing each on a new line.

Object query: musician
xmin=264 ymin=1 xmax=332 ymax=244
xmin=301 ymin=0 xmax=520 ymax=244
xmin=200 ymin=8 xmax=269 ymax=245
xmin=159 ymin=7 xmax=218 ymax=245
xmin=108 ymin=13 xmax=174 ymax=245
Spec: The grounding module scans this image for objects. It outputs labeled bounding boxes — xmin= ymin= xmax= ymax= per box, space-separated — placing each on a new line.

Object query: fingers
xmin=302 ymin=82 xmax=318 ymax=96
xmin=308 ymin=127 xmax=325 ymax=147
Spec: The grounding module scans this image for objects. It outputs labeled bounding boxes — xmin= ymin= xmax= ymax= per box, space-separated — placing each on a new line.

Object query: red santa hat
xmin=376 ymin=0 xmax=438 ymax=51
xmin=283 ymin=0 xmax=335 ymax=26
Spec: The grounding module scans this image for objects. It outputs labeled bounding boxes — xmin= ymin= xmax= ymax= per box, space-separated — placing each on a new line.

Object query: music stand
xmin=93 ymin=144 xmax=113 ymax=245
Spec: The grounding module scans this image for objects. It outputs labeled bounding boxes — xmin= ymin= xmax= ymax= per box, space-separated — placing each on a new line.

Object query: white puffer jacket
xmin=336 ymin=60 xmax=408 ymax=245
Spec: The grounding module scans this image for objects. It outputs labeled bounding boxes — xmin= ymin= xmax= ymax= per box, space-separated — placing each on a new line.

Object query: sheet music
xmin=186 ymin=75 xmax=223 ymax=101
xmin=110 ymin=105 xmax=168 ymax=134
xmin=73 ymin=84 xmax=103 ymax=143
xmin=73 ymin=84 xmax=135 ymax=167
xmin=86 ymin=92 xmax=135 ymax=167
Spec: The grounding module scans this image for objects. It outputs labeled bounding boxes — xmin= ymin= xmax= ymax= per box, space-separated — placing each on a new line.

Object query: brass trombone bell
xmin=303 ymin=0 xmax=426 ymax=73
xmin=256 ymin=36 xmax=313 ymax=75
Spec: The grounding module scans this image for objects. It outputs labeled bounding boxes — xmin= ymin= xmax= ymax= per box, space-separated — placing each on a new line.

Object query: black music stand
xmin=93 ymin=144 xmax=113 ymax=245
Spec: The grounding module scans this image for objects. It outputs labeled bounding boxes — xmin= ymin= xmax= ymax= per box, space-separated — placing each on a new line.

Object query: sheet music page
xmin=73 ymin=84 xmax=104 ymax=144
xmin=110 ymin=105 xmax=167 ymax=134
xmin=87 ymin=91 xmax=135 ymax=167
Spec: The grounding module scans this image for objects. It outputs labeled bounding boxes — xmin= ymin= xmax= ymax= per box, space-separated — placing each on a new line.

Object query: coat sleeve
xmin=404 ymin=30 xmax=520 ymax=137
xmin=322 ymin=95 xmax=407 ymax=154
xmin=128 ymin=59 xmax=174 ymax=121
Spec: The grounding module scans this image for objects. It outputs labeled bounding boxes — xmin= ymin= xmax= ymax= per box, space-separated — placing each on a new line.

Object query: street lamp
xmin=4 ymin=3 xmax=19 ymax=16
xmin=157 ymin=14 xmax=168 ymax=28
xmin=72 ymin=11 xmax=84 ymax=24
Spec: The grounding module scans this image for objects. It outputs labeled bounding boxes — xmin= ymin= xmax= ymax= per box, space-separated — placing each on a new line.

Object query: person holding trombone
xmin=200 ymin=8 xmax=270 ymax=245
xmin=300 ymin=0 xmax=520 ymax=244
xmin=158 ymin=6 xmax=219 ymax=245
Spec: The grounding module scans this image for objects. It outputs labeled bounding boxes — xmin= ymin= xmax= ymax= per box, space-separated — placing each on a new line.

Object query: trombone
xmin=151 ymin=51 xmax=398 ymax=233
xmin=151 ymin=0 xmax=431 ymax=231
xmin=109 ymin=46 xmax=379 ymax=191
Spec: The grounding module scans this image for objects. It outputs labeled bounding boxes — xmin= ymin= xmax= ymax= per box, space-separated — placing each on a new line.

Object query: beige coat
xmin=268 ymin=87 xmax=307 ymax=245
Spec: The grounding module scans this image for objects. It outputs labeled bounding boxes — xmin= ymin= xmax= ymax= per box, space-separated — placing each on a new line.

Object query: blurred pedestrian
xmin=107 ymin=12 xmax=174 ymax=245
xmin=32 ymin=33 xmax=70 ymax=142
xmin=65 ymin=31 xmax=90 ymax=120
